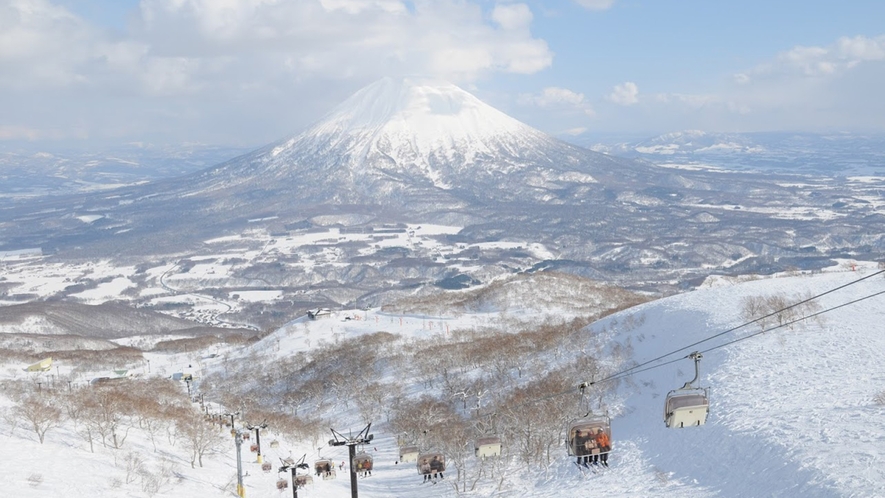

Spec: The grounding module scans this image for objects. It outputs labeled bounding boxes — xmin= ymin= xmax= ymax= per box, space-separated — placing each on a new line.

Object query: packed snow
xmin=2 ymin=261 xmax=885 ymax=497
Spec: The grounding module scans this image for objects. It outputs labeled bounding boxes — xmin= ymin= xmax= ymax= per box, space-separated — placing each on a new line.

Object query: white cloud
xmin=702 ymin=34 xmax=885 ymax=130
xmin=837 ymin=35 xmax=885 ymax=61
xmin=573 ymin=0 xmax=615 ymax=11
xmin=519 ymin=87 xmax=595 ymax=116
xmin=607 ymin=81 xmax=638 ymax=105
xmin=320 ymin=0 xmax=408 ymax=15
xmin=561 ymin=126 xmax=587 ymax=136
xmin=491 ymin=3 xmax=533 ymax=31
xmin=741 ymin=34 xmax=885 ymax=82
xmin=0 ymin=0 xmax=96 ymax=88
xmin=0 ymin=0 xmax=554 ymax=144
xmin=133 ymin=0 xmax=552 ymax=81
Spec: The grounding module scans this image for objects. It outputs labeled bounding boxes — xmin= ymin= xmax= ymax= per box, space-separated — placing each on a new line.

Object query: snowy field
xmin=2 ymin=261 xmax=884 ymax=497
xmin=0 ymin=223 xmax=553 ymax=326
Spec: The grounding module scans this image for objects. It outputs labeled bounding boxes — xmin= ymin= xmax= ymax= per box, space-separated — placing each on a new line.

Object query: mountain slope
xmin=6 ymin=262 xmax=882 ymax=497
xmin=1 ymin=78 xmax=882 ymax=301
xmin=181 ymin=76 xmax=653 ymax=210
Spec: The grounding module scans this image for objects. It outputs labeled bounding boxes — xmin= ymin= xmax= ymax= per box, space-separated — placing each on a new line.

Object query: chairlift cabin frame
xmin=353 ymin=452 xmax=373 ymax=475
xmin=664 ymin=352 xmax=710 ymax=428
xmin=566 ymin=415 xmax=612 ymax=458
xmin=474 ymin=436 xmax=502 ymax=458
xmin=399 ymin=445 xmax=420 ymax=463
xmin=294 ymin=474 xmax=313 ymax=487
xmin=314 ymin=458 xmax=335 ymax=479
xmin=416 ymin=452 xmax=446 ymax=476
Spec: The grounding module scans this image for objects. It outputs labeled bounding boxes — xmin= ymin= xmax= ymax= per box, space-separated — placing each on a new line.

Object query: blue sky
xmin=2 ymin=0 xmax=884 ymax=147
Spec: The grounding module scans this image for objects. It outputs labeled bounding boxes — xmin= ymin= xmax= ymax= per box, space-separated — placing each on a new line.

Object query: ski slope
xmin=3 ymin=262 xmax=884 ymax=497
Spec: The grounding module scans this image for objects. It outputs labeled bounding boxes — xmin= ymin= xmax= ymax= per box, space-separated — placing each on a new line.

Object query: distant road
xmin=158 ymin=262 xmax=260 ymax=331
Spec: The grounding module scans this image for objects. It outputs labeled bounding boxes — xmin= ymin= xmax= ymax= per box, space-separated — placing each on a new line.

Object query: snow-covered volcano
xmin=304 ymin=76 xmax=544 ymax=157
xmin=279 ymin=76 xmax=561 ymax=189
xmin=189 ymin=77 xmax=634 ymax=206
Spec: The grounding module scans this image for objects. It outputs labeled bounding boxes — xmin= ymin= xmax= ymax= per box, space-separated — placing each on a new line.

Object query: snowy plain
xmin=2 ymin=261 xmax=885 ymax=497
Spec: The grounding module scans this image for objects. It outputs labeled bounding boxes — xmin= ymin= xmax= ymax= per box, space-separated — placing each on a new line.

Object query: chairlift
xmin=567 ymin=415 xmax=612 ymax=465
xmin=314 ymin=459 xmax=335 ymax=480
xmin=250 ymin=443 xmax=259 ymax=453
xmin=261 ymin=462 xmax=272 ymax=473
xmin=294 ymin=474 xmax=313 ymax=487
xmin=276 ymin=478 xmax=288 ymax=490
xmin=269 ymin=439 xmax=280 ymax=449
xmin=664 ymin=352 xmax=710 ymax=428
xmin=474 ymin=436 xmax=502 ymax=458
xmin=417 ymin=452 xmax=446 ymax=479
xmin=354 ymin=452 xmax=373 ymax=476
xmin=399 ymin=445 xmax=420 ymax=463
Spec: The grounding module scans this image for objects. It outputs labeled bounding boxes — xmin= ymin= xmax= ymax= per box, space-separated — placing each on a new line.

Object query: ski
xmin=574 ymin=461 xmax=589 ymax=476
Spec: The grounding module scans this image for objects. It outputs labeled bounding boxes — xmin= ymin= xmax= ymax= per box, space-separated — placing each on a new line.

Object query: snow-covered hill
xmin=0 ymin=143 xmax=252 ymax=200
xmin=3 ymin=261 xmax=884 ymax=497
xmin=572 ymin=130 xmax=885 ymax=176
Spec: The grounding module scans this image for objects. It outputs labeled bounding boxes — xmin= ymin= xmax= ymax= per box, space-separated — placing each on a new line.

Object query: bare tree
xmin=742 ymin=292 xmax=824 ymax=332
xmin=14 ymin=392 xmax=63 ymax=444
xmin=175 ymin=407 xmax=226 ymax=468
xmin=59 ymin=388 xmax=97 ymax=452
xmin=86 ymin=387 xmax=132 ymax=449
xmin=355 ymin=382 xmax=388 ymax=425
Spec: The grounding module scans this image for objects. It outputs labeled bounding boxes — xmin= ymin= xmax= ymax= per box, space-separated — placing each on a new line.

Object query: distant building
xmin=307 ymin=308 xmax=332 ymax=320
xmin=25 ymin=357 xmax=52 ymax=372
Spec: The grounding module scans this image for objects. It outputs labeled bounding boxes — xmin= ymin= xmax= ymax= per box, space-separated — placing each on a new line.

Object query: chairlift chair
xmin=664 ymin=352 xmax=710 ymax=428
xmin=416 ymin=452 xmax=446 ymax=477
xmin=399 ymin=445 xmax=420 ymax=463
xmin=474 ymin=436 xmax=502 ymax=458
xmin=269 ymin=439 xmax=280 ymax=449
xmin=314 ymin=459 xmax=335 ymax=480
xmin=294 ymin=474 xmax=313 ymax=487
xmin=566 ymin=415 xmax=612 ymax=458
xmin=276 ymin=478 xmax=288 ymax=490
xmin=261 ymin=462 xmax=273 ymax=473
xmin=353 ymin=452 xmax=373 ymax=476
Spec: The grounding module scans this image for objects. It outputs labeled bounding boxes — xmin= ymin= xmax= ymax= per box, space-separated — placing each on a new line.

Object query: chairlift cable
xmin=460 ymin=273 xmax=885 ymax=435
xmin=591 ymin=269 xmax=885 ymax=386
xmin=696 ymin=288 xmax=885 ymax=356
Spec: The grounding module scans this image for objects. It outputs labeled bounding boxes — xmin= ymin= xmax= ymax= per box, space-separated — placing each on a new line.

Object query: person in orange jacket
xmin=594 ymin=428 xmax=611 ymax=466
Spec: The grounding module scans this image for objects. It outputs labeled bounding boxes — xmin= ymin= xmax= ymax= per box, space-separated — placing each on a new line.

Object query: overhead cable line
xmin=697 ymin=288 xmax=885 ymax=355
xmin=472 ymin=270 xmax=885 ymax=422
xmin=593 ymin=269 xmax=885 ymax=386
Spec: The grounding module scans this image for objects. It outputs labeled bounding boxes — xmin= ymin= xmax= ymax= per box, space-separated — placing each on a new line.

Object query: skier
xmin=595 ymin=428 xmax=611 ymax=466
